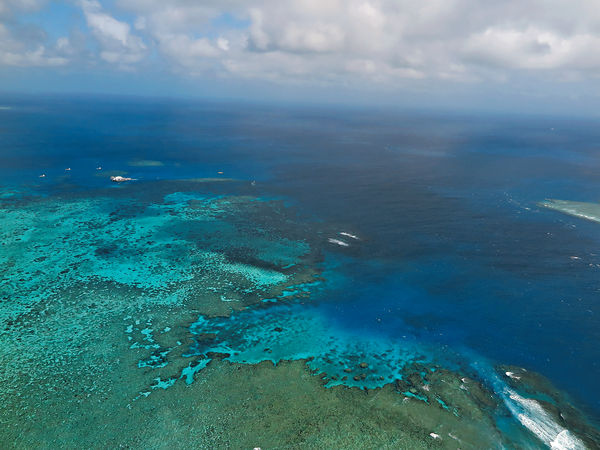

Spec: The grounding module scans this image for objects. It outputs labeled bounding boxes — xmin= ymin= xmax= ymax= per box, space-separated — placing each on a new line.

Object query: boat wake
xmin=328 ymin=238 xmax=349 ymax=247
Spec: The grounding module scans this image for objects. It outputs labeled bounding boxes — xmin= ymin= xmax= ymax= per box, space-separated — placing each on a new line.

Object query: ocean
xmin=1 ymin=96 xmax=599 ymax=448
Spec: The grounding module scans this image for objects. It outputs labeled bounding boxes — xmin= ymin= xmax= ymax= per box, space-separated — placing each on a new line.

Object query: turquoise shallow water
xmin=0 ymin=184 xmax=319 ymax=315
xmin=1 ymin=97 xmax=600 ymax=448
xmin=1 ymin=180 xmax=595 ymax=448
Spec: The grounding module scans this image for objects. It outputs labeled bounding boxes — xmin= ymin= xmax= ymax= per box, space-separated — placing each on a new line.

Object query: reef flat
xmin=0 ymin=182 xmax=322 ymax=446
xmin=128 ymin=159 xmax=165 ymax=167
xmin=0 ymin=353 xmax=507 ymax=449
xmin=0 ymin=184 xmax=319 ymax=319
xmin=539 ymin=199 xmax=600 ymax=223
xmin=1 ymin=182 xmax=598 ymax=449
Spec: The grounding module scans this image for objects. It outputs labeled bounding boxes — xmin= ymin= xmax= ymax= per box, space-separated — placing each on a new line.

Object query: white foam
xmin=339 ymin=232 xmax=360 ymax=240
xmin=471 ymin=362 xmax=586 ymax=450
xmin=505 ymin=390 xmax=586 ymax=449
xmin=552 ymin=430 xmax=583 ymax=450
xmin=328 ymin=238 xmax=349 ymax=247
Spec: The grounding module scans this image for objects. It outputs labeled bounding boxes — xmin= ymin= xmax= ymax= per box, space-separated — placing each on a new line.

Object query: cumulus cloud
xmin=106 ymin=0 xmax=600 ymax=85
xmin=464 ymin=26 xmax=600 ymax=73
xmin=0 ymin=0 xmax=48 ymax=18
xmin=113 ymin=0 xmax=232 ymax=73
xmin=0 ymin=1 xmax=69 ymax=67
xmin=0 ymin=29 xmax=68 ymax=66
xmin=4 ymin=0 xmax=600 ymax=88
xmin=79 ymin=0 xmax=147 ymax=65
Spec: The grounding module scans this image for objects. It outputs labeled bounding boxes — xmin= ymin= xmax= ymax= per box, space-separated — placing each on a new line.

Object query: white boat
xmin=110 ymin=175 xmax=134 ymax=182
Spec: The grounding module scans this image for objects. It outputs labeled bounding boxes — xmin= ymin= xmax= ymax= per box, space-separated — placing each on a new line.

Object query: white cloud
xmin=80 ymin=0 xmax=146 ymax=66
xmin=158 ymin=34 xmax=221 ymax=66
xmin=464 ymin=27 xmax=568 ymax=70
xmin=462 ymin=25 xmax=600 ymax=77
xmin=0 ymin=0 xmax=48 ymax=18
xmin=5 ymin=0 xmax=600 ymax=88
xmin=0 ymin=15 xmax=69 ymax=67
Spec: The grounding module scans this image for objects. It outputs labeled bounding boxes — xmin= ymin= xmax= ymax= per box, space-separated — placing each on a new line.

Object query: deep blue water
xmin=1 ymin=96 xmax=599 ymax=425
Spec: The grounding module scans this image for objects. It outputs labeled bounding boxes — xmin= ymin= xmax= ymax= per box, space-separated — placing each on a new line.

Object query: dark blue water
xmin=1 ymin=95 xmax=599 ymax=423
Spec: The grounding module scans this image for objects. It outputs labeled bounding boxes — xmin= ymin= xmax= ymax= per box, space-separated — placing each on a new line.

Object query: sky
xmin=1 ymin=0 xmax=600 ymax=114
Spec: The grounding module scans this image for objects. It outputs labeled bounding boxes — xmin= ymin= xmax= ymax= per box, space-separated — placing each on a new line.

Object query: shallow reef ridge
xmin=539 ymin=199 xmax=600 ymax=223
xmin=0 ymin=183 xmax=598 ymax=449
